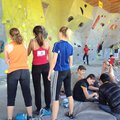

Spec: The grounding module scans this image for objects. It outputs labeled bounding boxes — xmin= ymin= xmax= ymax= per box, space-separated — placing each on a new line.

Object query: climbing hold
xmin=68 ymin=16 xmax=74 ymax=22
xmin=100 ymin=23 xmax=104 ymax=27
xmin=92 ymin=15 xmax=100 ymax=29
xmin=78 ymin=22 xmax=84 ymax=27
xmin=84 ymin=4 xmax=87 ymax=8
xmin=80 ymin=7 xmax=84 ymax=15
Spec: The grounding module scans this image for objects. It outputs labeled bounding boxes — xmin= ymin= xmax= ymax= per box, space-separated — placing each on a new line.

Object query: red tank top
xmin=32 ymin=47 xmax=49 ymax=65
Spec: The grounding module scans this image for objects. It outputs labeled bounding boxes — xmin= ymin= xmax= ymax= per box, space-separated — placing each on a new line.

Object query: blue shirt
xmin=52 ymin=40 xmax=73 ymax=71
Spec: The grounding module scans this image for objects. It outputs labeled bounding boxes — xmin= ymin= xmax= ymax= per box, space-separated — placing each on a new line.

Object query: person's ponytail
xmin=36 ymin=33 xmax=44 ymax=47
xmin=33 ymin=25 xmax=47 ymax=47
xmin=9 ymin=28 xmax=23 ymax=44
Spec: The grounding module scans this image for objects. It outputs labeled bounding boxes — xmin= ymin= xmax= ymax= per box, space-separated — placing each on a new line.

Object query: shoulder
xmin=5 ymin=43 xmax=14 ymax=53
xmin=53 ymin=41 xmax=61 ymax=48
xmin=67 ymin=42 xmax=73 ymax=47
xmin=81 ymin=79 xmax=88 ymax=87
xmin=44 ymin=40 xmax=50 ymax=46
xmin=30 ymin=39 xmax=35 ymax=44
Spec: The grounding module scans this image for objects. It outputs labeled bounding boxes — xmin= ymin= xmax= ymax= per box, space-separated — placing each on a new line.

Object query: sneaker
xmin=61 ymin=98 xmax=69 ymax=108
xmin=27 ymin=116 xmax=39 ymax=120
xmin=33 ymin=110 xmax=39 ymax=115
xmin=15 ymin=113 xmax=27 ymax=120
xmin=65 ymin=112 xmax=74 ymax=119
xmin=39 ymin=108 xmax=52 ymax=116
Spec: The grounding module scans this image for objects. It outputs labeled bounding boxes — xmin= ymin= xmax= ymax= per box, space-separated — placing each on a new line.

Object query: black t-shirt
xmin=73 ymin=79 xmax=89 ymax=102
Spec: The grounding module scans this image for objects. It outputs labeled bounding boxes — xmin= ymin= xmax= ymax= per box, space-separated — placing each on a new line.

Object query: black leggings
xmin=32 ymin=63 xmax=51 ymax=111
xmin=7 ymin=69 xmax=32 ymax=107
xmin=51 ymin=70 xmax=72 ymax=101
xmin=83 ymin=53 xmax=89 ymax=65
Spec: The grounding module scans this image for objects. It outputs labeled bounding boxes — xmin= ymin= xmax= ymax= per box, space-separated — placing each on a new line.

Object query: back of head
xmin=86 ymin=74 xmax=95 ymax=80
xmin=59 ymin=26 xmax=72 ymax=39
xmin=77 ymin=65 xmax=86 ymax=71
xmin=9 ymin=28 xmax=23 ymax=44
xmin=100 ymin=73 xmax=110 ymax=83
xmin=33 ymin=25 xmax=48 ymax=47
xmin=110 ymin=54 xmax=114 ymax=58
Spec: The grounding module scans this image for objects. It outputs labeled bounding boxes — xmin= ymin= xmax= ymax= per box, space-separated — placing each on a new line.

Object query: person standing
xmin=4 ymin=28 xmax=32 ymax=120
xmin=28 ymin=25 xmax=51 ymax=115
xmin=48 ymin=26 xmax=74 ymax=120
xmin=83 ymin=44 xmax=90 ymax=65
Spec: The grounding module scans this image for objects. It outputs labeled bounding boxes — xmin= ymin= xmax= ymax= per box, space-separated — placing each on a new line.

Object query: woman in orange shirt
xmin=4 ymin=28 xmax=32 ymax=120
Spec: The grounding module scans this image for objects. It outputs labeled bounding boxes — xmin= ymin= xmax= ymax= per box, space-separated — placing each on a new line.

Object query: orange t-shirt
xmin=8 ymin=42 xmax=28 ymax=73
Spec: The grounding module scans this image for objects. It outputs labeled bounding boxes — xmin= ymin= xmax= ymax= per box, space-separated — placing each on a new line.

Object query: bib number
xmin=37 ymin=50 xmax=45 ymax=56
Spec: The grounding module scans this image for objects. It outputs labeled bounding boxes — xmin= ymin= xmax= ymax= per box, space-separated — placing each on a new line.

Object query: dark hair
xmin=33 ymin=25 xmax=46 ymax=47
xmin=86 ymin=74 xmax=95 ymax=80
xmin=110 ymin=54 xmax=114 ymax=57
xmin=9 ymin=28 xmax=23 ymax=44
xmin=59 ymin=26 xmax=68 ymax=37
xmin=100 ymin=73 xmax=110 ymax=83
xmin=77 ymin=65 xmax=86 ymax=70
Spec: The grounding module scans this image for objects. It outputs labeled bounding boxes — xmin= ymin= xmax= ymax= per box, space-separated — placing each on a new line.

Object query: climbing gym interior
xmin=0 ymin=0 xmax=120 ymax=120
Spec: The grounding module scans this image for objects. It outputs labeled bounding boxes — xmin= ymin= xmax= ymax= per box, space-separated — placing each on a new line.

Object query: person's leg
xmin=86 ymin=54 xmax=89 ymax=65
xmin=83 ymin=54 xmax=86 ymax=64
xmin=51 ymin=71 xmax=63 ymax=120
xmin=19 ymin=70 xmax=32 ymax=117
xmin=64 ymin=70 xmax=74 ymax=115
xmin=113 ymin=113 xmax=120 ymax=120
xmin=7 ymin=71 xmax=19 ymax=119
xmin=99 ymin=104 xmax=112 ymax=113
xmin=32 ymin=65 xmax=41 ymax=111
xmin=42 ymin=70 xmax=51 ymax=109
xmin=52 ymin=100 xmax=59 ymax=120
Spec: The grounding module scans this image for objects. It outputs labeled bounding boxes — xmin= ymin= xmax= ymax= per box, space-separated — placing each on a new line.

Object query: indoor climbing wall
xmin=43 ymin=0 xmax=62 ymax=43
xmin=0 ymin=0 xmax=8 ymax=77
xmin=70 ymin=4 xmax=120 ymax=64
xmin=0 ymin=0 xmax=120 ymax=76
xmin=1 ymin=0 xmax=45 ymax=68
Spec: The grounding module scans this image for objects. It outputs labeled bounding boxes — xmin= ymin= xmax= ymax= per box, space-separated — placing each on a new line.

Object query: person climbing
xmin=83 ymin=44 xmax=90 ymax=65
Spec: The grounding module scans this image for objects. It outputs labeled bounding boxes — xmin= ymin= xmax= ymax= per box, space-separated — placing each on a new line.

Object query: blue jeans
xmin=99 ymin=104 xmax=120 ymax=120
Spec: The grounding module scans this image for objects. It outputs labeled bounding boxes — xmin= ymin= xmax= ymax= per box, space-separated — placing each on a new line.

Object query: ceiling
xmin=84 ymin=0 xmax=120 ymax=13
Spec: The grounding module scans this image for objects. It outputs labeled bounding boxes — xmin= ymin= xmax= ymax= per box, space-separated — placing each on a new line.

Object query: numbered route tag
xmin=37 ymin=50 xmax=45 ymax=56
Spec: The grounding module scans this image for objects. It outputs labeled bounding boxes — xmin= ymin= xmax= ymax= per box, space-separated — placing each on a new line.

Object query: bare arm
xmin=88 ymin=86 xmax=99 ymax=91
xmin=109 ymin=64 xmax=115 ymax=81
xmin=4 ymin=45 xmax=9 ymax=65
xmin=48 ymin=45 xmax=52 ymax=63
xmin=48 ymin=52 xmax=58 ymax=80
xmin=27 ymin=40 xmax=33 ymax=56
xmin=82 ymin=86 xmax=98 ymax=99
xmin=69 ymin=56 xmax=73 ymax=67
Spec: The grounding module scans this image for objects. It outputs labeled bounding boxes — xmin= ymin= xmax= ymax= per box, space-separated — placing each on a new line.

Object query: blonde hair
xmin=59 ymin=26 xmax=72 ymax=39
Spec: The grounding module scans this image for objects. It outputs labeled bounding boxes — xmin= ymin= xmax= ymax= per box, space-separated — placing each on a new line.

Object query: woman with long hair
xmin=4 ymin=28 xmax=32 ymax=120
xmin=28 ymin=25 xmax=51 ymax=115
